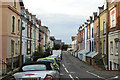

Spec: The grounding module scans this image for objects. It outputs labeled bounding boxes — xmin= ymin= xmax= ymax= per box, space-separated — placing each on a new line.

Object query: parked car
xmin=10 ymin=61 xmax=60 ymax=80
xmin=47 ymin=55 xmax=61 ymax=66
xmin=52 ymin=50 xmax=62 ymax=60
xmin=37 ymin=58 xmax=59 ymax=70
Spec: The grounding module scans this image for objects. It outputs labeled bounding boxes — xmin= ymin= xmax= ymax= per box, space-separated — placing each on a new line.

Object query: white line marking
xmin=69 ymin=74 xmax=74 ymax=80
xmin=60 ymin=73 xmax=64 ymax=76
xmin=86 ymin=71 xmax=105 ymax=79
xmin=62 ymin=64 xmax=69 ymax=73
xmin=65 ymin=67 xmax=69 ymax=73
xmin=76 ymin=77 xmax=79 ymax=80
xmin=62 ymin=64 xmax=65 ymax=68
xmin=69 ymin=72 xmax=75 ymax=74
xmin=113 ymin=76 xmax=118 ymax=79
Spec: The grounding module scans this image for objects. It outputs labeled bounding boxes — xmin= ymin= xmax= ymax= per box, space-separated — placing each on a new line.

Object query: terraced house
xmin=108 ymin=0 xmax=120 ymax=70
xmin=1 ymin=0 xmax=21 ymax=74
xmin=73 ymin=0 xmax=120 ymax=70
xmin=99 ymin=4 xmax=108 ymax=70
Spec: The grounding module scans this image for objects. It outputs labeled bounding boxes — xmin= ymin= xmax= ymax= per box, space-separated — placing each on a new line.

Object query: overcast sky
xmin=23 ymin=0 xmax=104 ymax=44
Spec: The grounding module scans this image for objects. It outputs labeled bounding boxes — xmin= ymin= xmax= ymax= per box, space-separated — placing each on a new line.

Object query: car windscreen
xmin=47 ymin=59 xmax=54 ymax=64
xmin=22 ymin=64 xmax=47 ymax=71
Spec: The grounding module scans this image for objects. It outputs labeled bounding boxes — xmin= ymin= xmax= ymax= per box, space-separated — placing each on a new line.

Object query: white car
xmin=10 ymin=61 xmax=60 ymax=80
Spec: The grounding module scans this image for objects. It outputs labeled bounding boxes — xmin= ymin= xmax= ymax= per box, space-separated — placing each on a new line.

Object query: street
xmin=60 ymin=51 xmax=120 ymax=80
xmin=3 ymin=51 xmax=120 ymax=80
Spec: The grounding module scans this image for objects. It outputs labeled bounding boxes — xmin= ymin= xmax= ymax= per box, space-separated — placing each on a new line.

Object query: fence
xmin=1 ymin=55 xmax=23 ymax=76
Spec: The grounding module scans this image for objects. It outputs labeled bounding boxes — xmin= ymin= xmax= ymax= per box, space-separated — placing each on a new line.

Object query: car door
xmin=50 ymin=63 xmax=59 ymax=79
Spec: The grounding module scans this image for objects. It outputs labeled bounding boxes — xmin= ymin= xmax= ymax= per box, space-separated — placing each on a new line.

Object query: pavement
xmin=60 ymin=51 xmax=120 ymax=80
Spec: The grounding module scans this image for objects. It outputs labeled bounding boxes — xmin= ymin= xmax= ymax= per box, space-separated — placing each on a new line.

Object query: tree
xmin=32 ymin=46 xmax=43 ymax=61
xmin=52 ymin=43 xmax=60 ymax=50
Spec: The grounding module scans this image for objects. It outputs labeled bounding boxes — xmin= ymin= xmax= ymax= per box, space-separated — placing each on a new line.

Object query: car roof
xmin=38 ymin=58 xmax=55 ymax=60
xmin=22 ymin=61 xmax=51 ymax=65
xmin=51 ymin=55 xmax=58 ymax=56
xmin=19 ymin=61 xmax=53 ymax=72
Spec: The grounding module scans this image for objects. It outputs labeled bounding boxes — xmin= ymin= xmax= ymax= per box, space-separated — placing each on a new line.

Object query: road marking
xmin=64 ymin=67 xmax=69 ymax=73
xmin=62 ymin=64 xmax=65 ymax=68
xmin=113 ymin=76 xmax=118 ymax=79
xmin=69 ymin=74 xmax=74 ymax=80
xmin=62 ymin=64 xmax=75 ymax=80
xmin=76 ymin=77 xmax=79 ymax=80
xmin=69 ymin=72 xmax=75 ymax=74
xmin=109 ymin=76 xmax=119 ymax=79
xmin=86 ymin=71 xmax=105 ymax=79
xmin=62 ymin=64 xmax=69 ymax=73
xmin=60 ymin=73 xmax=64 ymax=76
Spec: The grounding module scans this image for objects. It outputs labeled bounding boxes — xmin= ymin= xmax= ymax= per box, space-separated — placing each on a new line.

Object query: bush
xmin=32 ymin=46 xmax=43 ymax=61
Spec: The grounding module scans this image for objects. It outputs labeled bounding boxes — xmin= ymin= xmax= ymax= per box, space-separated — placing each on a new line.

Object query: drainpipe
xmin=19 ymin=11 xmax=24 ymax=67
xmin=119 ymin=39 xmax=120 ymax=72
xmin=106 ymin=0 xmax=109 ymax=70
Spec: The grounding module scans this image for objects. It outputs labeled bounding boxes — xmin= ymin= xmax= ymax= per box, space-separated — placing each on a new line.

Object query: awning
xmin=78 ymin=50 xmax=84 ymax=54
xmin=77 ymin=50 xmax=81 ymax=53
xmin=73 ymin=49 xmax=77 ymax=52
xmin=87 ymin=52 xmax=98 ymax=58
xmin=78 ymin=50 xmax=89 ymax=55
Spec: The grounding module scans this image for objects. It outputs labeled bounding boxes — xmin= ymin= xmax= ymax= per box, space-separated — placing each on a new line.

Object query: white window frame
xmin=103 ymin=21 xmax=106 ymax=34
xmin=115 ymin=41 xmax=119 ymax=55
xmin=110 ymin=41 xmax=113 ymax=55
xmin=13 ymin=0 xmax=17 ymax=8
xmin=103 ymin=40 xmax=106 ymax=54
xmin=110 ymin=8 xmax=116 ymax=28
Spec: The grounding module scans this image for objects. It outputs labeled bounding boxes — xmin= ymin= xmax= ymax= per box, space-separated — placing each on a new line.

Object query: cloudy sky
xmin=23 ymin=0 xmax=104 ymax=44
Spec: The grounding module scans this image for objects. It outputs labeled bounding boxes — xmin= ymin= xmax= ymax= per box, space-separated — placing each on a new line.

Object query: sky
xmin=23 ymin=0 xmax=105 ymax=44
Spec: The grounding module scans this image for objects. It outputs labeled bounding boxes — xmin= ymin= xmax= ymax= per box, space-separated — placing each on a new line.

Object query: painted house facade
xmin=108 ymin=1 xmax=120 ymax=70
xmin=1 ymin=0 xmax=21 ymax=74
xmin=99 ymin=6 xmax=108 ymax=69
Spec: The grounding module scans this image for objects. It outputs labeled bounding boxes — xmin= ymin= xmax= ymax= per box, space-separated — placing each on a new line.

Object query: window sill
xmin=110 ymin=26 xmax=116 ymax=29
xmin=11 ymin=32 xmax=16 ymax=35
xmin=103 ymin=33 xmax=106 ymax=35
xmin=17 ymin=33 xmax=20 ymax=35
xmin=115 ymin=54 xmax=118 ymax=56
xmin=110 ymin=54 xmax=113 ymax=55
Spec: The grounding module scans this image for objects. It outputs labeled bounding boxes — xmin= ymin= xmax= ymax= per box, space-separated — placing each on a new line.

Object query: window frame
xmin=110 ymin=41 xmax=113 ymax=55
xmin=18 ymin=19 xmax=20 ymax=35
xmin=115 ymin=41 xmax=119 ymax=56
xmin=11 ymin=16 xmax=16 ymax=33
xmin=13 ymin=0 xmax=17 ymax=8
xmin=103 ymin=40 xmax=106 ymax=55
xmin=110 ymin=8 xmax=116 ymax=28
xmin=97 ymin=25 xmax=99 ymax=37
xmin=11 ymin=40 xmax=15 ymax=56
xmin=103 ymin=21 xmax=106 ymax=34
